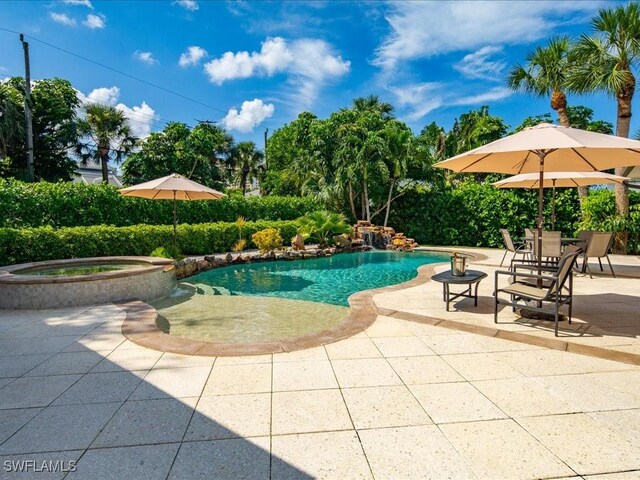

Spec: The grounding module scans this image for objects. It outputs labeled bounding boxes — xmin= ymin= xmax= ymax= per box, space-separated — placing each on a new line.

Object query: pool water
xmin=19 ymin=263 xmax=142 ymax=276
xmin=153 ymin=294 xmax=348 ymax=343
xmin=187 ymin=250 xmax=448 ymax=306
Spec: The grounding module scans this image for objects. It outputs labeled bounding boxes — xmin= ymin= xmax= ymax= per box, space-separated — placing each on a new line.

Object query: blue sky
xmin=0 ymin=0 xmax=629 ymax=146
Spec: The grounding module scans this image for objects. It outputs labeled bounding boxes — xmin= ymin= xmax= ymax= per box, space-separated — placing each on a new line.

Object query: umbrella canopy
xmin=119 ymin=173 xmax=224 ymax=200
xmin=434 ymin=123 xmax=640 ymax=268
xmin=492 ymin=171 xmax=628 ymax=189
xmin=493 ymin=171 xmax=629 ymax=230
xmin=119 ymin=173 xmax=224 ymax=246
xmin=435 ymin=123 xmax=640 ymax=174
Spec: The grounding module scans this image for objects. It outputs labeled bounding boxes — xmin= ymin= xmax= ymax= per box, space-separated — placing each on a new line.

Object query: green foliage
xmin=0 ymin=220 xmax=299 ymax=265
xmin=121 ymin=121 xmax=233 ymax=190
xmin=150 ymin=245 xmax=183 ymax=260
xmin=0 ymin=179 xmax=320 ymax=228
xmin=229 ymin=141 xmax=264 ymax=194
xmin=579 ymin=189 xmax=640 ymax=253
xmin=1 ymin=77 xmax=80 ymax=181
xmin=297 ymin=211 xmax=352 ymax=247
xmin=251 ymin=228 xmax=283 ymax=253
xmin=388 ymin=183 xmax=582 ymax=249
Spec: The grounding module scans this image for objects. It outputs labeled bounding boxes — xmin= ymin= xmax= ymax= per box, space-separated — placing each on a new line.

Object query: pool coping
xmin=0 ymin=256 xmax=174 ymax=284
xmin=119 ymin=249 xmax=462 ymax=356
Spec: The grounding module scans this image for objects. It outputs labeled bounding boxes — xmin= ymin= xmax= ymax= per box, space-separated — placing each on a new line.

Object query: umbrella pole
xmin=551 ymin=180 xmax=556 ymax=231
xmin=172 ymin=190 xmax=177 ymax=249
xmin=536 ymin=151 xmax=545 ymax=280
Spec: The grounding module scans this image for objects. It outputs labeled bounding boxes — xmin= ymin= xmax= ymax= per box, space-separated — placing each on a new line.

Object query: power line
xmin=0 ymin=26 xmax=271 ymax=128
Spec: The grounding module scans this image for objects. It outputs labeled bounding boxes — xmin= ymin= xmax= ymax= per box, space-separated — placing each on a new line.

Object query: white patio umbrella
xmin=492 ymin=171 xmax=629 ymax=230
xmin=434 ymin=123 xmax=640 ymax=266
xmin=119 ymin=173 xmax=224 ymax=246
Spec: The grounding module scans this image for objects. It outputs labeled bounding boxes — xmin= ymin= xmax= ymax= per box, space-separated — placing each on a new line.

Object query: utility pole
xmin=20 ymin=34 xmax=34 ymax=181
xmin=264 ymin=128 xmax=268 ymax=170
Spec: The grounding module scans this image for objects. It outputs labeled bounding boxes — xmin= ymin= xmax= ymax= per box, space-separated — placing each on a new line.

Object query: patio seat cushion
xmin=499 ymin=282 xmax=548 ymax=301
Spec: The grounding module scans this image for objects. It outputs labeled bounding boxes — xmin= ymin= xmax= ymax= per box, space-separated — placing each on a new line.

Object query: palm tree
xmin=230 ymin=141 xmax=264 ymax=195
xmin=382 ymin=121 xmax=411 ymax=227
xmin=75 ymin=104 xmax=137 ymax=183
xmin=568 ymin=3 xmax=640 ymax=252
xmin=508 ymin=36 xmax=574 ymax=127
xmin=352 ymin=95 xmax=394 ymax=118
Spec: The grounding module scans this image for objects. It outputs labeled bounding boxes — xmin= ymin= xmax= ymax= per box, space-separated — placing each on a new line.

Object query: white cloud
xmin=452 ymin=86 xmax=512 ymax=106
xmin=374 ymin=1 xmax=600 ymax=72
xmin=174 ymin=0 xmax=199 ymax=11
xmin=178 ymin=46 xmax=208 ymax=67
xmin=223 ymin=98 xmax=274 ymax=133
xmin=83 ymin=13 xmax=106 ymax=29
xmin=62 ymin=0 xmax=93 ymax=8
xmin=389 ymin=82 xmax=443 ymax=121
xmin=389 ymin=82 xmax=511 ymax=121
xmin=116 ymin=102 xmax=156 ymax=138
xmin=133 ymin=50 xmax=158 ymax=65
xmin=50 ymin=12 xmax=77 ymax=26
xmin=77 ymin=86 xmax=157 ymax=139
xmin=204 ymin=37 xmax=350 ymax=107
xmin=454 ymin=46 xmax=506 ymax=81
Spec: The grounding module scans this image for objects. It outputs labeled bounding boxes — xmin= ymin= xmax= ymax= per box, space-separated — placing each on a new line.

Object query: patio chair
xmin=581 ymin=231 xmax=615 ymax=278
xmin=494 ymin=245 xmax=582 ymax=336
xmin=575 ymin=230 xmax=593 ymax=252
xmin=533 ymin=230 xmax=562 ymax=264
xmin=500 ymin=229 xmax=531 ymax=267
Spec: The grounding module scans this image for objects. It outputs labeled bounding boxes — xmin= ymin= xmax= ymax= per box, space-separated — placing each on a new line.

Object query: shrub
xmin=233 ymin=239 xmax=247 ymax=252
xmin=388 ymin=183 xmax=582 ymax=249
xmin=0 ymin=220 xmax=299 ymax=265
xmin=0 ymin=179 xmax=320 ymax=228
xmin=251 ymin=228 xmax=283 ymax=253
xmin=297 ymin=211 xmax=352 ymax=248
xmin=150 ymin=245 xmax=183 ymax=260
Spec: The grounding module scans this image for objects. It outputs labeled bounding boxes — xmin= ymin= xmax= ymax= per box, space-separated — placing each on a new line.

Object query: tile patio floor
xmin=0 ymin=248 xmax=639 ymax=479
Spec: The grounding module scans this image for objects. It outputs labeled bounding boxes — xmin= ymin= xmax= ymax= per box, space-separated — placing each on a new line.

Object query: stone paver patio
xmin=0 ymin=247 xmax=639 ymax=479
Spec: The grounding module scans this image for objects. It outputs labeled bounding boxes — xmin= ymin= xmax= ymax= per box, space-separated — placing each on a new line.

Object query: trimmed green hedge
xmin=0 ymin=220 xmax=300 ymax=265
xmin=0 ymin=179 xmax=320 ymax=228
xmin=388 ymin=182 xmax=582 ymax=248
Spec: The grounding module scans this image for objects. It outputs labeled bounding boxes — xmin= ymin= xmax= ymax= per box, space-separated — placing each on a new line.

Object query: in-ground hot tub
xmin=0 ymin=256 xmax=176 ymax=309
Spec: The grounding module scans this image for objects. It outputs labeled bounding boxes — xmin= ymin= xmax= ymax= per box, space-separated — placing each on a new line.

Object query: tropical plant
xmin=352 ymin=95 xmax=394 ymax=118
xmin=75 ymin=103 xmax=137 ymax=183
xmin=381 ymin=120 xmax=412 ymax=227
xmin=568 ymin=3 xmax=640 ymax=252
xmin=251 ymin=227 xmax=283 ymax=253
xmin=232 ymin=239 xmax=247 ymax=252
xmin=508 ymin=36 xmax=574 ymax=127
xmin=150 ymin=245 xmax=183 ymax=260
xmin=229 ymin=141 xmax=264 ymax=195
xmin=297 ymin=211 xmax=352 ymax=248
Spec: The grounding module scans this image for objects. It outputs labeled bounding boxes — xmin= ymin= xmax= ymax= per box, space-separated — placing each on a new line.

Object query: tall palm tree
xmin=382 ymin=121 xmax=411 ymax=227
xmin=507 ymin=36 xmax=574 ymax=127
xmin=568 ymin=3 xmax=640 ymax=252
xmin=352 ymin=95 xmax=394 ymax=118
xmin=75 ymin=104 xmax=137 ymax=183
xmin=230 ymin=141 xmax=264 ymax=195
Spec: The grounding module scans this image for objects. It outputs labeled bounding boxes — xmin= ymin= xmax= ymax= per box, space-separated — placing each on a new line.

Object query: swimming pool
xmin=186 ymin=250 xmax=449 ymax=306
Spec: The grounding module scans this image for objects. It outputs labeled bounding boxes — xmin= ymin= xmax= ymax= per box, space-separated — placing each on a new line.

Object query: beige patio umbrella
xmin=434 ymin=123 xmax=640 ymax=266
xmin=119 ymin=173 xmax=224 ymax=246
xmin=493 ymin=171 xmax=629 ymax=230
